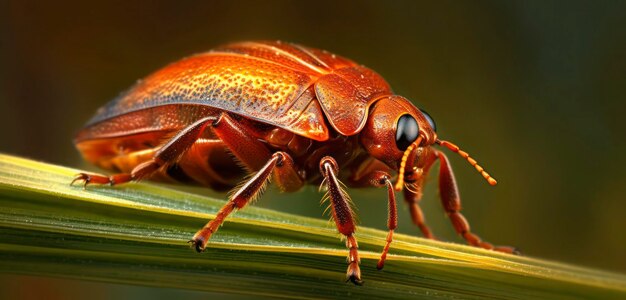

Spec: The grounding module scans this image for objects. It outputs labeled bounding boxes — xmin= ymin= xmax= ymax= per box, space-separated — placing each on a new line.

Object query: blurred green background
xmin=1 ymin=0 xmax=625 ymax=298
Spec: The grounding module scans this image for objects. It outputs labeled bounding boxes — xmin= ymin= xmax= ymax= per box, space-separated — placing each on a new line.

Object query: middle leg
xmin=190 ymin=113 xmax=304 ymax=251
xmin=190 ymin=151 xmax=295 ymax=251
xmin=320 ymin=156 xmax=363 ymax=285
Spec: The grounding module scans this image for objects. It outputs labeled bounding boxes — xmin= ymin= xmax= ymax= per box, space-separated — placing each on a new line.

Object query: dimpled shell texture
xmin=86 ymin=41 xmax=392 ymax=141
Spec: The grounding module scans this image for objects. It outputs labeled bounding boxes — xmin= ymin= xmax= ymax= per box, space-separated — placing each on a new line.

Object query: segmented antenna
xmin=436 ymin=139 xmax=497 ymax=186
xmin=394 ymin=136 xmax=422 ymax=191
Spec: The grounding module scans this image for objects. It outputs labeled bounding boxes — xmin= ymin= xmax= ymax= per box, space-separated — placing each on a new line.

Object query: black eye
xmin=395 ymin=114 xmax=420 ymax=151
xmin=420 ymin=109 xmax=436 ymax=132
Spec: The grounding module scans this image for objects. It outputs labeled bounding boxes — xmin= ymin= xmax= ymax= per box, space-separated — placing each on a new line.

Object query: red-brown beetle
xmin=72 ymin=40 xmax=517 ymax=285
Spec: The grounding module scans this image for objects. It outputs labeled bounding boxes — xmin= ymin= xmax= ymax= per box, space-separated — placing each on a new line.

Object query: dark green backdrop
xmin=1 ymin=0 xmax=625 ymax=298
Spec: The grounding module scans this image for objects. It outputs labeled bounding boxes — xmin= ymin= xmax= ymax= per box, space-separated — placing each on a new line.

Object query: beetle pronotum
xmin=72 ymin=41 xmax=517 ymax=285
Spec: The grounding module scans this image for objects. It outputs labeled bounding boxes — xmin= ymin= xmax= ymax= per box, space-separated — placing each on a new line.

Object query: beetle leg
xmin=369 ymin=173 xmax=398 ymax=270
xmin=185 ymin=112 xmax=299 ymax=251
xmin=348 ymin=156 xmax=393 ymax=187
xmin=190 ymin=151 xmax=292 ymax=251
xmin=348 ymin=167 xmax=398 ymax=270
xmin=209 ymin=113 xmax=304 ymax=191
xmin=403 ymin=187 xmax=434 ymax=239
xmin=437 ymin=151 xmax=519 ymax=254
xmin=271 ymin=151 xmax=305 ymax=192
xmin=403 ymin=149 xmax=438 ymax=240
xmin=319 ymin=156 xmax=363 ymax=285
xmin=210 ymin=113 xmax=272 ymax=171
xmin=71 ymin=116 xmax=217 ymax=187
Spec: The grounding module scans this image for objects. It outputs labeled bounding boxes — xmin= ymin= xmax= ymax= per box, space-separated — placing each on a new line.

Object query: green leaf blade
xmin=0 ymin=153 xmax=625 ymax=299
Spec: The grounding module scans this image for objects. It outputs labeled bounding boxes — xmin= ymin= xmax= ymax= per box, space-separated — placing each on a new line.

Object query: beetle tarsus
xmin=70 ymin=172 xmax=125 ymax=188
xmin=495 ymin=246 xmax=521 ymax=255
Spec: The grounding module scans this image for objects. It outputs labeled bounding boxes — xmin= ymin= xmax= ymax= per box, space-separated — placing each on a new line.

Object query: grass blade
xmin=0 ymin=153 xmax=625 ymax=299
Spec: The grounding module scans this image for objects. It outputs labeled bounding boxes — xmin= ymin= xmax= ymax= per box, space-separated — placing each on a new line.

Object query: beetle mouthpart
xmin=394 ymin=136 xmax=422 ymax=191
xmin=436 ymin=139 xmax=497 ymax=186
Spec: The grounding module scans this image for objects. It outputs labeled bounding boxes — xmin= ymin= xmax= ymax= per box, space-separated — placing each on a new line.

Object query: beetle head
xmin=361 ymin=95 xmax=497 ymax=191
xmin=360 ymin=96 xmax=437 ymax=169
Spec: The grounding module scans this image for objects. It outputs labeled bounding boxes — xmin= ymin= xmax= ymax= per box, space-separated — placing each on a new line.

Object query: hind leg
xmin=71 ymin=116 xmax=217 ymax=188
xmin=71 ymin=112 xmax=278 ymax=188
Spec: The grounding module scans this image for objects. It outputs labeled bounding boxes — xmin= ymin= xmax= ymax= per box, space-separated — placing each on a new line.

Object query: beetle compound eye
xmin=420 ymin=109 xmax=436 ymax=132
xmin=395 ymin=114 xmax=420 ymax=151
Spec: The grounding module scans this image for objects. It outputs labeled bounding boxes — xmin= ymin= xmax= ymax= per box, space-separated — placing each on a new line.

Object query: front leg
xmin=402 ymin=148 xmax=438 ymax=239
xmin=319 ymin=156 xmax=362 ymax=285
xmin=437 ymin=151 xmax=518 ymax=254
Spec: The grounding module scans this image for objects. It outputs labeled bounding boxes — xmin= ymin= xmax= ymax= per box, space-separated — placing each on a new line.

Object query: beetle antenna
xmin=394 ymin=136 xmax=422 ymax=191
xmin=436 ymin=139 xmax=497 ymax=186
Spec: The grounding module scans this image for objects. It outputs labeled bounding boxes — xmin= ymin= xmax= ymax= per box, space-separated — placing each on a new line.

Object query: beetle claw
xmin=346 ymin=274 xmax=364 ymax=286
xmin=189 ymin=238 xmax=206 ymax=253
xmin=494 ymin=245 xmax=521 ymax=255
xmin=70 ymin=173 xmax=91 ymax=189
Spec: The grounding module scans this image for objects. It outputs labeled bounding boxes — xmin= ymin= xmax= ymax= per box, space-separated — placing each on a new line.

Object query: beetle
xmin=72 ymin=40 xmax=517 ymax=285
